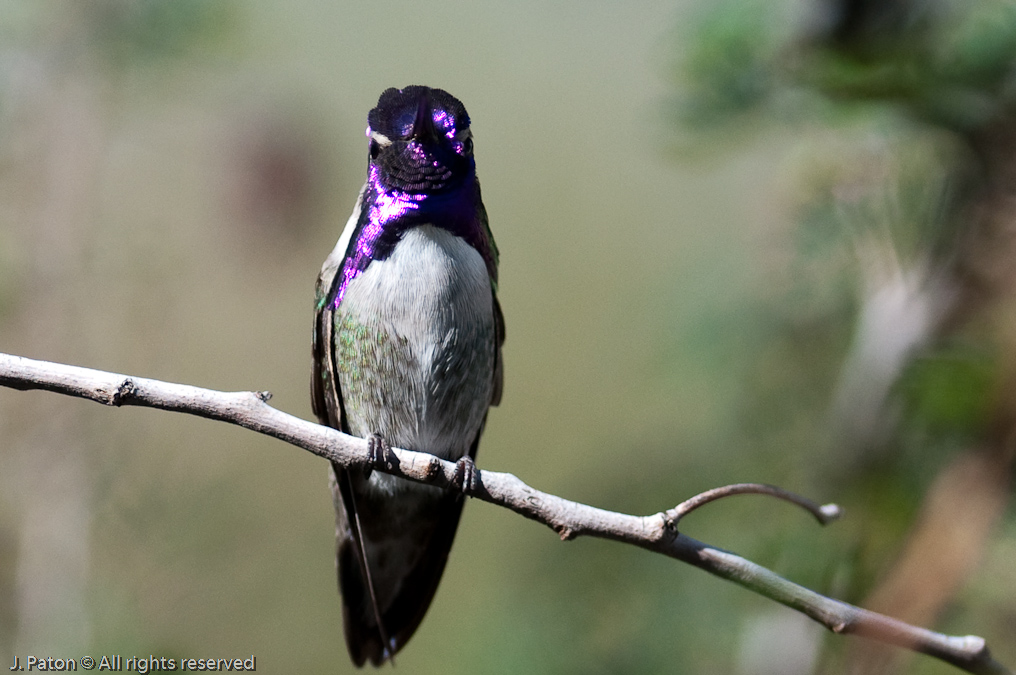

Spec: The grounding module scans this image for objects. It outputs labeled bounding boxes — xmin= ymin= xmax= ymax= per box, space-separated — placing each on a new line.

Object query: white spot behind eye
xmin=369 ymin=130 xmax=393 ymax=147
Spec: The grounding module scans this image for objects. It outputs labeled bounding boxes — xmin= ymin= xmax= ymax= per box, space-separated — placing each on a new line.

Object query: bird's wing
xmin=477 ymin=199 xmax=504 ymax=410
xmin=311 ymin=184 xmax=366 ymax=429
xmin=490 ymin=294 xmax=505 ymax=409
xmin=311 ymin=185 xmax=395 ymax=666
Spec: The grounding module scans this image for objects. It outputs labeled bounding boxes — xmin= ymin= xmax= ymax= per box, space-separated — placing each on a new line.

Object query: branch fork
xmin=662 ymin=482 xmax=843 ymax=531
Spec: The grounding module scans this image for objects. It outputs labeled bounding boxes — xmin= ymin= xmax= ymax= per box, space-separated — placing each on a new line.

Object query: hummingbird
xmin=311 ymin=86 xmax=503 ymax=666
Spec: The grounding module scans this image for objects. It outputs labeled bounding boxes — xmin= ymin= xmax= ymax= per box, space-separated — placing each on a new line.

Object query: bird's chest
xmin=332 ymin=225 xmax=495 ymax=463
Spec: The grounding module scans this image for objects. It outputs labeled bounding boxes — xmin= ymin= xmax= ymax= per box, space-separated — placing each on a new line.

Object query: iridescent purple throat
xmin=330 ymin=167 xmax=493 ymax=309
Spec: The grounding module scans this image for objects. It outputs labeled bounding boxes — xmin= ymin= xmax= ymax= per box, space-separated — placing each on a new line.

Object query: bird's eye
xmin=369 ymin=140 xmax=381 ymax=160
xmin=461 ymin=137 xmax=473 ymax=155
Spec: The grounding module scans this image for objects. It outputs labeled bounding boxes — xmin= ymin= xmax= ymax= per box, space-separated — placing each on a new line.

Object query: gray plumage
xmin=335 ymin=225 xmax=496 ymax=474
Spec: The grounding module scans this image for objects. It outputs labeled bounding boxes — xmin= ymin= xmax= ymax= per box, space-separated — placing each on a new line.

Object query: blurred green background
xmin=0 ymin=1 xmax=1013 ymax=673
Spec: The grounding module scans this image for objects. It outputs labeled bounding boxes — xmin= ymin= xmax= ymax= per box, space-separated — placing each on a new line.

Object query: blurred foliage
xmin=90 ymin=0 xmax=237 ymax=68
xmin=898 ymin=342 xmax=999 ymax=438
xmin=678 ymin=0 xmax=1016 ymax=132
xmin=671 ymin=0 xmax=1016 ymax=671
xmin=677 ymin=0 xmax=784 ymax=126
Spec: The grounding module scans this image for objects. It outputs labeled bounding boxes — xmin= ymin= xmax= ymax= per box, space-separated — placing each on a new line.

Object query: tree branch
xmin=0 ymin=352 xmax=1008 ymax=675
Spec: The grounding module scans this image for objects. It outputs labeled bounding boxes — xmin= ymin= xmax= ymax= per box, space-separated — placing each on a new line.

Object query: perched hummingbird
xmin=311 ymin=86 xmax=503 ymax=666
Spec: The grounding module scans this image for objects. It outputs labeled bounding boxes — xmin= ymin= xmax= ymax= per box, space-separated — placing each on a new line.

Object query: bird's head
xmin=366 ymin=86 xmax=474 ymax=195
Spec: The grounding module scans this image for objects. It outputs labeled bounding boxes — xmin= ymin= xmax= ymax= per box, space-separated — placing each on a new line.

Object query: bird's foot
xmin=366 ymin=433 xmax=394 ymax=478
xmin=452 ymin=455 xmax=480 ymax=495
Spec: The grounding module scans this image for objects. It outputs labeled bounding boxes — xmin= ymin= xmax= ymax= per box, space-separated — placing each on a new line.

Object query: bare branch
xmin=0 ymin=352 xmax=1008 ymax=675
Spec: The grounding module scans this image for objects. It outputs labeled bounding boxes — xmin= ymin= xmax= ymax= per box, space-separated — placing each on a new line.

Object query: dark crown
xmin=368 ymin=86 xmax=470 ymax=140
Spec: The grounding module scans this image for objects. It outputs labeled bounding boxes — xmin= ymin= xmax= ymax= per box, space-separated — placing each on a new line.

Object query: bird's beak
xmin=410 ymin=92 xmax=438 ymax=143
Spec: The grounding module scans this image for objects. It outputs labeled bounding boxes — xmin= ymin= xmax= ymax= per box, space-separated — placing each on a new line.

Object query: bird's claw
xmin=452 ymin=455 xmax=480 ymax=495
xmin=366 ymin=433 xmax=393 ymax=477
